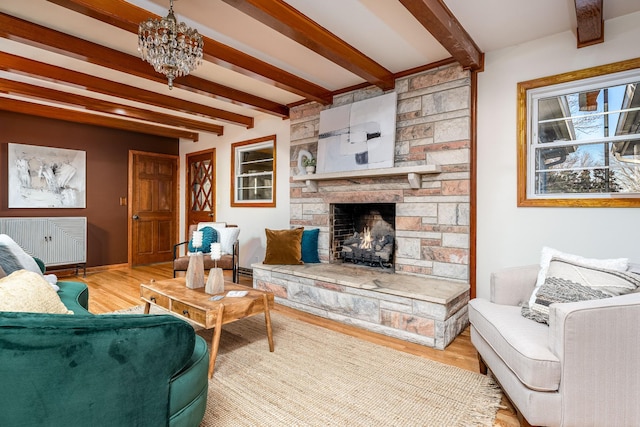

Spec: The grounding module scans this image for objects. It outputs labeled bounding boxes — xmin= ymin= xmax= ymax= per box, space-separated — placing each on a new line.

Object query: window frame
xmin=230 ymin=135 xmax=276 ymax=208
xmin=517 ymin=58 xmax=640 ymax=207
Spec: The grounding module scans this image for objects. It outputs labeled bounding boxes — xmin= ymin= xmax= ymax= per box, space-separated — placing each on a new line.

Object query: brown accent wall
xmin=0 ymin=111 xmax=178 ymax=268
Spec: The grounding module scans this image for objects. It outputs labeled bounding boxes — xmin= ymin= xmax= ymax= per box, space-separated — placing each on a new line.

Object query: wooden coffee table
xmin=140 ymin=277 xmax=274 ymax=378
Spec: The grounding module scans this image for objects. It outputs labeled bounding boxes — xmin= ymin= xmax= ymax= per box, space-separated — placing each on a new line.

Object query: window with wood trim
xmin=231 ymin=135 xmax=276 ymax=207
xmin=517 ymin=58 xmax=640 ymax=207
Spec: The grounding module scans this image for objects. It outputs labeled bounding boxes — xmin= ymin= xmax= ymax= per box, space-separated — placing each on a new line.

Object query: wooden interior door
xmin=186 ymin=149 xmax=216 ymax=231
xmin=129 ymin=151 xmax=178 ymax=265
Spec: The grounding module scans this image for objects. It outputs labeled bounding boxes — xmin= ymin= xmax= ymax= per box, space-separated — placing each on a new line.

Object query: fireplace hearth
xmin=331 ymin=203 xmax=395 ymax=268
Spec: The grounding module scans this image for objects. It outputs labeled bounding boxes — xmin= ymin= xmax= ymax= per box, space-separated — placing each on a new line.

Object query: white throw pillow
xmin=523 ymin=258 xmax=640 ymax=324
xmin=218 ymin=227 xmax=240 ymax=255
xmin=44 ymin=274 xmax=60 ymax=292
xmin=0 ymin=270 xmax=73 ymax=314
xmin=528 ymin=247 xmax=629 ymax=309
xmin=197 ymin=222 xmax=226 ymax=232
xmin=0 ymin=234 xmax=42 ymax=275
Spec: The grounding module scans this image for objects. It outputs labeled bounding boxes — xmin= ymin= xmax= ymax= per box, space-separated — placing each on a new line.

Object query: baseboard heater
xmin=238 ymin=266 xmax=253 ymax=277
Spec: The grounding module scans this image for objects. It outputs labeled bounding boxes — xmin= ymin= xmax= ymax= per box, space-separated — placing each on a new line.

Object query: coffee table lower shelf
xmin=140 ymin=278 xmax=275 ymax=378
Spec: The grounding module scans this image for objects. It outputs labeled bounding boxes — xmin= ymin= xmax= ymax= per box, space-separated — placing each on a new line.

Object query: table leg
xmin=143 ymin=302 xmax=151 ymax=314
xmin=263 ymin=294 xmax=274 ymax=352
xmin=208 ymin=304 xmax=225 ymax=378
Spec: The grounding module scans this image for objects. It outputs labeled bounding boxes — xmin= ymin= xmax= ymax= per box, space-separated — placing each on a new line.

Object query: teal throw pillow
xmin=188 ymin=226 xmax=218 ymax=253
xmin=301 ymin=228 xmax=320 ymax=263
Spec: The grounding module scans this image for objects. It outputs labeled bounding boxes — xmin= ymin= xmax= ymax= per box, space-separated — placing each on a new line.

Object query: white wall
xmin=179 ymin=114 xmax=291 ymax=268
xmin=476 ymin=12 xmax=640 ymax=299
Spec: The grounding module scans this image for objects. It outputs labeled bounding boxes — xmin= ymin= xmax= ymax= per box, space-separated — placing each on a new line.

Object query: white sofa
xmin=469 ymin=264 xmax=640 ymax=427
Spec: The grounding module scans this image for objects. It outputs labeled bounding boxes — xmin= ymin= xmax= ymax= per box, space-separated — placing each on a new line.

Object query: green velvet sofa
xmin=0 ymin=276 xmax=209 ymax=427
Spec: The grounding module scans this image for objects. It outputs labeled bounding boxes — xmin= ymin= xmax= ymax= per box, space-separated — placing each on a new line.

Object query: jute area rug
xmin=116 ymin=306 xmax=502 ymax=426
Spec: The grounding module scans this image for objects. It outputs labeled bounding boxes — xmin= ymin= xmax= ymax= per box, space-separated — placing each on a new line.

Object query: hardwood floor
xmin=65 ymin=262 xmax=519 ymax=426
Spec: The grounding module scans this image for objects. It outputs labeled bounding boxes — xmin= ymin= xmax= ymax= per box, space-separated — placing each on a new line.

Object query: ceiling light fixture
xmin=138 ymin=0 xmax=204 ymax=90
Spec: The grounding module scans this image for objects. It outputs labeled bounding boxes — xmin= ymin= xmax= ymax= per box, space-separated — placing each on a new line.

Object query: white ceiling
xmin=1 ymin=0 xmax=639 ymax=132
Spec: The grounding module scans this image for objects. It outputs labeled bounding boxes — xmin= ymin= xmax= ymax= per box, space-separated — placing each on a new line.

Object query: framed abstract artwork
xmin=8 ymin=143 xmax=86 ymax=208
xmin=317 ymin=91 xmax=397 ymax=174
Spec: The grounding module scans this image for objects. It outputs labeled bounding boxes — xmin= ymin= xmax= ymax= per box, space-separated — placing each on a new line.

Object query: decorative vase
xmin=205 ymin=268 xmax=225 ymax=294
xmin=205 ymin=242 xmax=224 ymax=294
xmin=305 ymin=166 xmax=315 ymax=174
xmin=185 ymin=252 xmax=205 ymax=289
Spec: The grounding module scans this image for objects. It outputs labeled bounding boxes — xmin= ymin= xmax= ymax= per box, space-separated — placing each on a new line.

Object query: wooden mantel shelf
xmin=291 ymin=164 xmax=441 ymax=192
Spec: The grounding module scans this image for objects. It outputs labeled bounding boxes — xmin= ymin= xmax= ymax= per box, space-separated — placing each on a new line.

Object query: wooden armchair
xmin=173 ymin=224 xmax=239 ymax=283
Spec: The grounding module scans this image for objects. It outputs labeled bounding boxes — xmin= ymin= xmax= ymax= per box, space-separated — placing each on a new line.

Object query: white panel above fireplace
xmin=317 ymin=91 xmax=397 ymax=174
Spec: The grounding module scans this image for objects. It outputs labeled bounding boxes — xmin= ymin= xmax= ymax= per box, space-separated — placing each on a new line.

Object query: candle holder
xmin=206 ymin=242 xmax=224 ymax=294
xmin=186 ymin=231 xmax=205 ymax=289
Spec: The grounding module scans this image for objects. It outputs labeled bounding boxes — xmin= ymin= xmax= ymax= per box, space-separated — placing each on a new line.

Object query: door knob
xmin=208 ymin=213 xmax=214 ymax=217
xmin=132 ymin=215 xmax=139 ymax=220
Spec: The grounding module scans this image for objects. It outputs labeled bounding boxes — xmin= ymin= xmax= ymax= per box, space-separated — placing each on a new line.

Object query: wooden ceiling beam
xmin=0 ymin=80 xmax=224 ymax=136
xmin=221 ymin=0 xmax=395 ymax=90
xmin=45 ymin=0 xmax=333 ymax=104
xmin=0 ymin=13 xmax=284 ymax=118
xmin=398 ymin=0 xmax=483 ymax=71
xmin=0 ymin=52 xmax=254 ymax=128
xmin=575 ymin=0 xmax=604 ymax=48
xmin=0 ymin=97 xmax=199 ymax=141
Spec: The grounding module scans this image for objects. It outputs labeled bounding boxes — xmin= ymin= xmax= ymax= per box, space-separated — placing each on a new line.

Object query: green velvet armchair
xmin=0 ymin=278 xmax=209 ymax=427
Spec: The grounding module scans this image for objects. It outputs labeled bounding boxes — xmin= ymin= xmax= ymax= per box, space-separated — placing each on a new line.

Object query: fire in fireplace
xmin=330 ymin=203 xmax=395 ymax=268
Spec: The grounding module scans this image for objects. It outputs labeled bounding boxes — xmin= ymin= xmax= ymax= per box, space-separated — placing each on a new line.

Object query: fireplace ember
xmin=359 ymin=227 xmax=373 ymax=249
xmin=341 ymin=227 xmax=394 ymax=268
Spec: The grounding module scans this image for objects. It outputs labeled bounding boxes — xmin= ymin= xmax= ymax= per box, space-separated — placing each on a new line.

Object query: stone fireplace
xmin=254 ymin=63 xmax=472 ymax=349
xmin=331 ymin=203 xmax=395 ymax=268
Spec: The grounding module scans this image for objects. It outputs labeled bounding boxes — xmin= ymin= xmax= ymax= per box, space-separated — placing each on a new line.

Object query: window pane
xmin=237 ymin=186 xmax=272 ymax=201
xmin=236 ymin=174 xmax=272 ymax=200
xmin=535 ymin=168 xmax=619 ymax=194
xmin=534 ymin=141 xmax=640 ymax=194
xmin=239 ymin=148 xmax=273 ymax=175
xmin=537 ymin=83 xmax=640 ymax=144
xmin=535 ymin=142 xmax=608 ymax=171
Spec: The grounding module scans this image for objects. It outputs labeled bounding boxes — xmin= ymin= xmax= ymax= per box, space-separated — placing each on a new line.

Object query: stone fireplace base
xmin=252 ymin=262 xmax=469 ymax=349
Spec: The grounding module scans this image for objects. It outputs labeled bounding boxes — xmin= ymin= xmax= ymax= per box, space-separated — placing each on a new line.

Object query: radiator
xmin=0 ymin=217 xmax=87 ymax=268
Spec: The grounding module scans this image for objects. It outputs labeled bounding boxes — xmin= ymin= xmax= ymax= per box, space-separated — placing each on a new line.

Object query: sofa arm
xmin=0 ymin=313 xmax=196 ymax=427
xmin=57 ymin=280 xmax=91 ymax=315
xmin=548 ymin=292 xmax=640 ymax=425
xmin=490 ymin=264 xmax=539 ymax=305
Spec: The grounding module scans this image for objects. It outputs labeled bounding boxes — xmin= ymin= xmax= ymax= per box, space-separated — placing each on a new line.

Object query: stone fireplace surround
xmin=254 ymin=64 xmax=472 ymax=349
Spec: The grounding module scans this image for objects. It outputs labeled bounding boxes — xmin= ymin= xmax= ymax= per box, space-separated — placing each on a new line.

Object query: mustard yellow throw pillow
xmin=0 ymin=270 xmax=73 ymax=314
xmin=263 ymin=228 xmax=304 ymax=265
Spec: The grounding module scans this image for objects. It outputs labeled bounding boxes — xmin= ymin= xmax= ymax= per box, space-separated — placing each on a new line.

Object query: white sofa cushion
xmin=469 ymin=298 xmax=560 ymax=391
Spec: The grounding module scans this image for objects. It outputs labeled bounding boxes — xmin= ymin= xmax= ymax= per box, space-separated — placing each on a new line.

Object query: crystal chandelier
xmin=138 ymin=0 xmax=204 ymax=90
